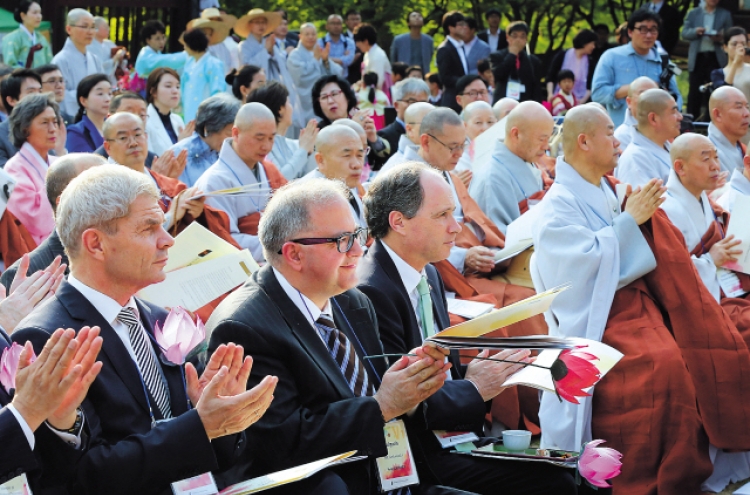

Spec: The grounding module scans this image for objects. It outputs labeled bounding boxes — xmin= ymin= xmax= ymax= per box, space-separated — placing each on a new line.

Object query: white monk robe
xmin=718 ymin=168 xmax=750 ymax=214
xmin=380 ymin=134 xmax=417 ymax=173
xmin=615 ymin=129 xmax=671 ymax=187
xmin=469 ymin=140 xmax=544 ymax=234
xmin=660 ymin=169 xmax=722 ymax=300
xmin=531 ymin=158 xmax=656 ymax=451
xmin=613 ymin=108 xmax=636 ymax=152
xmin=709 ymin=122 xmax=744 ymax=173
xmin=194 ymin=138 xmax=271 ymax=262
xmin=660 ymin=169 xmax=750 ymax=492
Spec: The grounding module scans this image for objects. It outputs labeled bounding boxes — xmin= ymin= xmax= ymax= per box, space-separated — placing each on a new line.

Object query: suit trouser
xmin=688 ymin=51 xmax=720 ymax=119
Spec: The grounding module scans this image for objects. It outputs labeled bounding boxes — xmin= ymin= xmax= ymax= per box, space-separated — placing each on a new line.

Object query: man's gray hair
xmin=57 ymin=164 xmax=159 ymax=258
xmin=67 ymin=8 xmax=93 ymax=26
xmin=46 ymin=153 xmax=107 ymax=213
xmin=392 ymin=78 xmax=430 ymax=101
xmin=364 ymin=162 xmax=435 ymax=239
xmin=259 ymin=178 xmax=349 ymax=266
xmin=93 ymin=16 xmax=108 ymax=29
xmin=419 ymin=107 xmax=463 ymax=138
xmin=300 ymin=23 xmax=316 ymax=32
xmin=197 ymin=94 xmax=241 ymax=137
xmin=9 ymin=93 xmax=61 ymax=148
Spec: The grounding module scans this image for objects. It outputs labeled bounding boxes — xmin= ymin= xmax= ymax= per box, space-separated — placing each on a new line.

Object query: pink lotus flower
xmin=549 ymin=347 xmax=601 ymax=404
xmin=154 ymin=307 xmax=206 ymax=365
xmin=0 ymin=343 xmax=36 ymax=393
xmin=578 ymin=439 xmax=622 ymax=488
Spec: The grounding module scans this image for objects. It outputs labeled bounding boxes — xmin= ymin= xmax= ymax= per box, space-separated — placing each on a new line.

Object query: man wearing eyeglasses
xmin=455 ymin=74 xmax=491 ymax=110
xmin=591 ymin=10 xmax=683 ymax=127
xmin=34 ymin=64 xmax=73 ymax=125
xmin=377 ymin=77 xmax=430 ymax=161
xmin=51 ymin=9 xmax=103 ymax=117
xmin=206 ymin=177 xmax=450 ymax=494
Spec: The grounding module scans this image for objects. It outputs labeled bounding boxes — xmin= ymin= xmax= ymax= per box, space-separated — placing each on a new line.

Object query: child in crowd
xmin=426 ymin=72 xmax=442 ymax=104
xmin=550 ymin=69 xmax=578 ymax=116
xmin=355 ymin=71 xmax=389 ymax=129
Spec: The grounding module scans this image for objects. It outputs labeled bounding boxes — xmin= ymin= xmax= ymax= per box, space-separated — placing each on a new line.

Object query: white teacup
xmin=502 ymin=430 xmax=532 ymax=451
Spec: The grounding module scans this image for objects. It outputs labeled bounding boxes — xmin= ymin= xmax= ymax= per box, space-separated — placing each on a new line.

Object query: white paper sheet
xmin=723 ymin=194 xmax=750 ymax=275
xmin=138 ymin=250 xmax=259 ymax=311
xmin=165 ymin=222 xmax=240 ymax=272
xmin=505 ymin=207 xmax=544 ymax=247
xmin=446 ymin=299 xmax=495 ymax=319
xmin=494 ymin=239 xmax=534 ymax=265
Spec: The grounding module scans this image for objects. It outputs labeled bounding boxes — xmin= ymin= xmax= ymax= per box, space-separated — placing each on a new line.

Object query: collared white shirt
xmin=67 ymin=274 xmax=168 ymax=389
xmin=272 ymin=267 xmax=332 ymax=344
xmin=446 ymin=35 xmax=469 ymax=74
xmin=488 ymin=31 xmax=500 ymax=52
xmin=381 ymin=241 xmax=440 ymax=337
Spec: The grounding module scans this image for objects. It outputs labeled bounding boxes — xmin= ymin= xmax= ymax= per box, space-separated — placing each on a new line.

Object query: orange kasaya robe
xmin=434 ymin=172 xmax=547 ymax=432
xmin=594 ymin=209 xmax=750 ymax=495
xmin=150 ymin=169 xmax=240 ymax=322
xmin=0 ymin=209 xmax=36 ymax=268
xmin=236 ymin=161 xmax=288 ymax=236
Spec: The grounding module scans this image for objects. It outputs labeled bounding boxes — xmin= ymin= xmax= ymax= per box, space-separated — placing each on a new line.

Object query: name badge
xmin=0 ymin=473 xmax=32 ymax=495
xmin=171 ymin=472 xmax=218 ymax=495
xmin=718 ymin=268 xmax=747 ymax=298
xmin=432 ymin=430 xmax=480 ymax=449
xmin=376 ymin=420 xmax=419 ymax=492
xmin=506 ymin=80 xmax=524 ymax=100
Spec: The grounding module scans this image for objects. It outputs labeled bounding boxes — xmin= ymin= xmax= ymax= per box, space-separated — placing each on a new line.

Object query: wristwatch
xmin=48 ymin=407 xmax=84 ymax=435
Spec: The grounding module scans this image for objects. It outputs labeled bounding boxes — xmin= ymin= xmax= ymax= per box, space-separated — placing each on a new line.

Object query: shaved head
xmin=493 ymin=97 xmax=518 ymax=120
xmin=562 ymin=105 xmax=609 ymax=157
xmin=628 ymin=76 xmax=659 ymax=99
xmin=670 ymin=133 xmax=721 ymax=196
xmin=636 ymin=89 xmax=676 ymax=127
xmin=234 ymin=102 xmax=276 ymax=130
xmin=102 ymin=111 xmax=142 ymax=140
xmin=504 ymin=101 xmax=554 ymax=162
xmin=46 ymin=153 xmax=106 ymax=212
xmin=709 ymin=86 xmax=750 ymax=143
xmin=332 ymin=118 xmax=366 ymax=140
xmin=316 ymin=125 xmax=360 ymax=154
xmin=405 ymin=102 xmax=435 ymax=124
xmin=462 ymin=100 xmax=493 ymax=122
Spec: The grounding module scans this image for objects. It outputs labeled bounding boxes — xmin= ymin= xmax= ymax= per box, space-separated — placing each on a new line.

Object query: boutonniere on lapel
xmin=0 ymin=343 xmax=36 ymax=395
xmin=154 ymin=307 xmax=206 ymax=367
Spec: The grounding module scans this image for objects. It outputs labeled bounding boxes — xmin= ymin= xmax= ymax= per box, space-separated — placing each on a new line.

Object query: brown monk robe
xmin=435 ymin=171 xmax=546 ymax=432
xmin=0 ymin=210 xmax=35 ymax=267
xmin=594 ymin=209 xmax=750 ymax=495
xmin=236 ymin=161 xmax=288 ymax=235
xmin=150 ymin=169 xmax=240 ymax=322
xmin=689 ymin=201 xmax=750 ymax=347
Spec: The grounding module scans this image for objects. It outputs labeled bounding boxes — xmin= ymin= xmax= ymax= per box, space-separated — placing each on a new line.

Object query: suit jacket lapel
xmin=256 ymin=267 xmax=354 ymax=399
xmin=426 ymin=267 xmax=450 ymax=331
xmin=371 ymin=240 xmax=422 ymax=344
xmin=58 ymin=282 xmax=151 ymax=415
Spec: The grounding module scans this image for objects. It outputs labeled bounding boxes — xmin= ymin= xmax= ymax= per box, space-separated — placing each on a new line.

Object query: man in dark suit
xmin=436 ymin=11 xmax=469 ymax=112
xmin=207 ymin=177 xmax=451 ymax=494
xmin=357 ymin=163 xmax=578 ymax=494
xmin=12 ymin=164 xmax=278 ymax=495
xmin=490 ymin=21 xmax=543 ymax=103
xmin=477 ymin=8 xmax=508 ymax=53
xmin=638 ymin=0 xmax=682 ymax=54
xmin=1 ymin=153 xmax=105 ymax=293
xmin=0 ymin=69 xmax=43 ymax=167
xmin=377 ymin=78 xmax=430 ymax=159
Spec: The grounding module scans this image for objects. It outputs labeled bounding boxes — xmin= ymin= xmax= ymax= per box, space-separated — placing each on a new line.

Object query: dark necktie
xmin=349 ymin=194 xmax=361 ymax=217
xmin=118 ymin=308 xmax=172 ymax=419
xmin=315 ymin=315 xmax=374 ymax=397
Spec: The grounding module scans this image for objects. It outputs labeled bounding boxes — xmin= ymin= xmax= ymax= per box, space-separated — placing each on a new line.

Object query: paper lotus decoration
xmin=154 ymin=307 xmax=206 ymax=365
xmin=578 ymin=440 xmax=622 ymax=488
xmin=549 ymin=347 xmax=601 ymax=404
xmin=0 ymin=343 xmax=36 ymax=393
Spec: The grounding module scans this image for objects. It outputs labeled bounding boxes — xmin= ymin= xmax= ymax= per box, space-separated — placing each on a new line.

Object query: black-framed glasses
xmin=632 ymin=25 xmax=659 ymax=34
xmin=461 ymin=90 xmax=489 ymax=98
xmin=278 ymin=227 xmax=368 ymax=254
xmin=426 ymin=133 xmax=469 ymax=154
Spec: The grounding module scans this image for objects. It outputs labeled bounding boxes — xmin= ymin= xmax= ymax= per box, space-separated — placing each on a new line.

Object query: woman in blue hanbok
xmin=180 ymin=28 xmax=225 ymax=122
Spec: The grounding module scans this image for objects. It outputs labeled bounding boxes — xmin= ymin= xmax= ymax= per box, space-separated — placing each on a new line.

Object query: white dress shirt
xmin=272 ymin=267 xmax=332 ymax=344
xmin=446 ymin=35 xmax=469 ymax=74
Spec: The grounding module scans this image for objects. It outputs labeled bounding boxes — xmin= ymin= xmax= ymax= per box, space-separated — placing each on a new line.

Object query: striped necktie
xmin=315 ymin=315 xmax=374 ymax=397
xmin=118 ymin=307 xmax=172 ymax=419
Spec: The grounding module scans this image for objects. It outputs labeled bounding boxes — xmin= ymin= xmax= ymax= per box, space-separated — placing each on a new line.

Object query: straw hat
xmin=187 ymin=8 xmax=237 ymax=46
xmin=234 ymin=9 xmax=282 ymax=39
